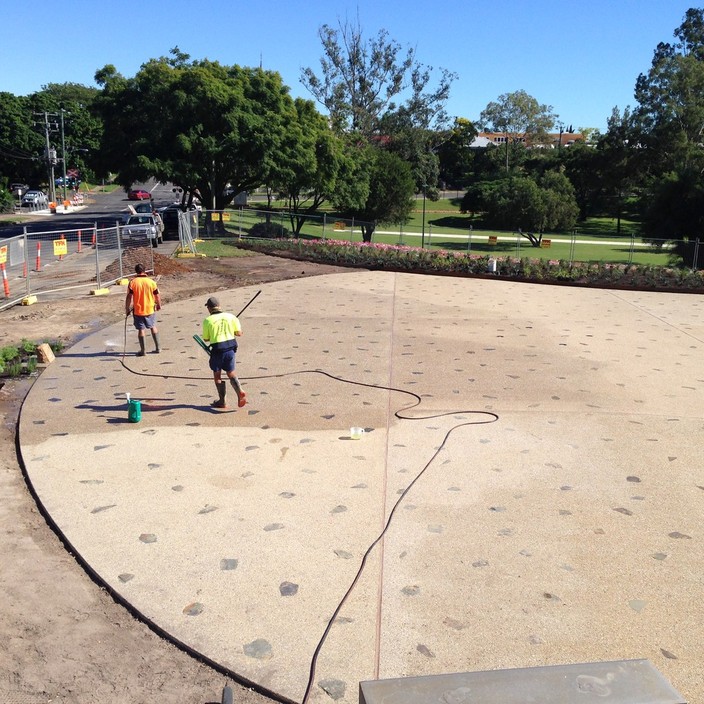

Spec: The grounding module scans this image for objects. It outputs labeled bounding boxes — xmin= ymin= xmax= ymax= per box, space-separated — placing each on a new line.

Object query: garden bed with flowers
xmin=232 ymin=238 xmax=704 ymax=293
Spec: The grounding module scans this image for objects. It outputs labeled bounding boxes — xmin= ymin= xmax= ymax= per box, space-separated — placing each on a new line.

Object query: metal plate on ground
xmin=0 ymin=691 xmax=50 ymax=704
xmin=359 ymin=660 xmax=685 ymax=704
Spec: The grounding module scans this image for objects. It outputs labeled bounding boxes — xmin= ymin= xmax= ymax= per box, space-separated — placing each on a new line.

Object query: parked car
xmin=10 ymin=183 xmax=30 ymax=196
xmin=21 ymin=190 xmax=49 ymax=207
xmin=54 ymin=176 xmax=79 ymax=187
xmin=128 ymin=189 xmax=151 ymax=201
xmin=121 ymin=214 xmax=163 ymax=247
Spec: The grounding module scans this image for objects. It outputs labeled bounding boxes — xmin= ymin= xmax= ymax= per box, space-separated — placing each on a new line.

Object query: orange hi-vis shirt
xmin=128 ymin=274 xmax=159 ymax=316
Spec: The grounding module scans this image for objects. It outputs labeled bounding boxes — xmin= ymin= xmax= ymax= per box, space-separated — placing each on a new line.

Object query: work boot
xmin=152 ymin=331 xmax=160 ymax=353
xmin=211 ymin=381 xmax=227 ymax=408
xmin=230 ymin=377 xmax=247 ymax=407
xmin=137 ymin=336 xmax=146 ymax=357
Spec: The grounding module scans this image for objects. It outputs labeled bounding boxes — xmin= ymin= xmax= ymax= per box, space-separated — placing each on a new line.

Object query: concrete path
xmin=19 ymin=271 xmax=702 ymax=704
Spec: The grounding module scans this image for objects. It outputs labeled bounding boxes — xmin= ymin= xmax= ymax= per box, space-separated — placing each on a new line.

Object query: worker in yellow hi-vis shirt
xmin=202 ymin=296 xmax=246 ymax=409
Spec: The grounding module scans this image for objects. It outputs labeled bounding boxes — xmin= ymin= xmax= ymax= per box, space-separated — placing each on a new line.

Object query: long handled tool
xmin=194 ymin=289 xmax=262 ymax=357
xmin=193 ymin=333 xmax=211 ymax=356
xmin=236 ymin=289 xmax=261 ymax=317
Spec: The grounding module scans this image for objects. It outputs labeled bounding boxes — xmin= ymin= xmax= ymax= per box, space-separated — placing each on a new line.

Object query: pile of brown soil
xmin=103 ymin=247 xmax=195 ymax=279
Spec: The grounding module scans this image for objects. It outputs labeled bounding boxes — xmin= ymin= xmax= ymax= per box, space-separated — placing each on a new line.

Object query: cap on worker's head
xmin=205 ymin=296 xmax=220 ymax=309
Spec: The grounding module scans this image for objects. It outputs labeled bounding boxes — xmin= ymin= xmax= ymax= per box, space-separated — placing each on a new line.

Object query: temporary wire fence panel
xmin=194 ymin=207 xmax=689 ymax=269
xmin=197 ymin=208 xmax=374 ymax=243
xmin=0 ymin=225 xmax=155 ymax=311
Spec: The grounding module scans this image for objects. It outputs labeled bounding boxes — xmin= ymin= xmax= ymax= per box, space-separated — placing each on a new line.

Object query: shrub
xmin=249 ymin=222 xmax=290 ymax=239
xmin=233 ymin=238 xmax=704 ymax=292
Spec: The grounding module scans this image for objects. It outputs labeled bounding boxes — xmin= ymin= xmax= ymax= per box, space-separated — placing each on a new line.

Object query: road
xmin=0 ymin=181 xmax=178 ymax=239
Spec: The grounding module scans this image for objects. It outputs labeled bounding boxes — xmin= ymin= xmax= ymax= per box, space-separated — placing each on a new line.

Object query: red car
xmin=128 ymin=189 xmax=151 ymax=201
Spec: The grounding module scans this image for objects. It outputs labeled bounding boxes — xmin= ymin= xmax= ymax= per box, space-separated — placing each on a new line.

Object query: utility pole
xmin=34 ymin=112 xmax=58 ymax=204
xmin=60 ymin=108 xmax=68 ymax=201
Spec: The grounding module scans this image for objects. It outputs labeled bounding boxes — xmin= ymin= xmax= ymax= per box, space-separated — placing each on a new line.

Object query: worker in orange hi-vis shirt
xmin=125 ymin=263 xmax=162 ymax=356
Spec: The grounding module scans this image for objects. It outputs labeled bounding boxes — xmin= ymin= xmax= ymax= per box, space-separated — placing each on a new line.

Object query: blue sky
xmin=1 ymin=1 xmax=697 ymax=132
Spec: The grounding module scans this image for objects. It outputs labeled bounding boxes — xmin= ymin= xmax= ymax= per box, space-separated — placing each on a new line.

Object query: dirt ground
xmin=0 ymin=252 xmax=349 ymax=704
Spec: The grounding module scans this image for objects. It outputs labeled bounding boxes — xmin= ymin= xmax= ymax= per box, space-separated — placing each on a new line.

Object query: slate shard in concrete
xmin=359 ymin=660 xmax=686 ymax=704
xmin=263 ymin=523 xmax=284 ymax=531
xmin=279 ymin=581 xmax=298 ymax=596
xmin=90 ymin=504 xmax=116 ymax=514
xmin=220 ymin=559 xmax=238 ymax=571
xmin=243 ymin=638 xmax=272 ymax=659
xmin=183 ymin=602 xmax=204 ymax=616
xmin=319 ymin=678 xmax=346 ymax=700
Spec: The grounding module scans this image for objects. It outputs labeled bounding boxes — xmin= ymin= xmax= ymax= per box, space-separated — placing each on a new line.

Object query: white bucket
xmin=350 ymin=427 xmax=364 ymax=440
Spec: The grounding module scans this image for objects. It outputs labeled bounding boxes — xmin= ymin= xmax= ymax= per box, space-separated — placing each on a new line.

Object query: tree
xmin=555 ymin=140 xmax=604 ymax=220
xmin=301 ymin=17 xmax=455 ymax=139
xmin=0 ymin=85 xmax=102 ymax=192
xmin=479 ymin=90 xmax=557 ymax=171
xmin=269 ymin=98 xmax=346 ymax=235
xmin=301 ymin=17 xmax=456 ymax=195
xmin=634 ymin=8 xmax=704 ymax=175
xmin=464 ymin=172 xmax=578 ymax=239
xmin=596 ymin=107 xmax=640 ymax=234
xmin=332 ymin=147 xmax=415 ymax=242
xmin=35 ymin=83 xmax=103 ymax=184
xmin=436 ymin=117 xmax=478 ymax=190
xmin=538 ymin=170 xmax=580 ymax=233
xmin=93 ymin=50 xmax=298 ymax=213
xmin=632 ymin=8 xmax=704 ymax=265
xmin=0 ymin=92 xmax=41 ymax=186
xmin=641 ymin=170 xmax=704 ymax=267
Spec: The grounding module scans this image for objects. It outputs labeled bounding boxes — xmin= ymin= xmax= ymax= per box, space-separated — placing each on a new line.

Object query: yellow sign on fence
xmin=0 ymin=245 xmax=7 ymax=264
xmin=221 ymin=212 xmax=231 ymax=221
xmin=211 ymin=213 xmax=221 ymax=221
xmin=53 ymin=238 xmax=68 ymax=256
xmin=540 ymin=239 xmax=552 ymax=248
xmin=334 ymin=221 xmax=346 ymax=230
xmin=488 ymin=235 xmax=498 ymax=246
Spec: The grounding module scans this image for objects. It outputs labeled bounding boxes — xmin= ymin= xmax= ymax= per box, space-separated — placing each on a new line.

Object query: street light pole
xmin=421 ymin=184 xmax=427 ymax=248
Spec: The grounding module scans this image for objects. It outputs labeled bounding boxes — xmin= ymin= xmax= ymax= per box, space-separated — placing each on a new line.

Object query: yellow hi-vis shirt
xmin=202 ymin=311 xmax=241 ymax=351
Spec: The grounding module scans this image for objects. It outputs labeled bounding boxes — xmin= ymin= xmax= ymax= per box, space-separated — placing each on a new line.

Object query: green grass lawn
xmin=199 ymin=199 xmax=678 ymax=267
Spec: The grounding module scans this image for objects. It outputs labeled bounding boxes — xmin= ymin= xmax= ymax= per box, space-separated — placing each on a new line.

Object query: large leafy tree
xmin=435 ymin=117 xmax=478 ymax=190
xmin=0 ymin=92 xmax=41 ymax=186
xmin=641 ymin=170 xmax=704 ymax=267
xmin=634 ymin=8 xmax=704 ymax=175
xmin=332 ymin=146 xmax=415 ymax=242
xmin=301 ymin=18 xmax=455 ymax=139
xmin=479 ymin=90 xmax=557 ymax=171
xmin=93 ymin=49 xmax=297 ymax=211
xmin=462 ymin=171 xmax=578 ymax=238
xmin=632 ymin=8 xmax=704 ymax=264
xmin=301 ymin=17 xmax=456 ymax=193
xmin=555 ymin=140 xmax=604 ymax=221
xmin=268 ymin=98 xmax=345 ymax=235
xmin=0 ymin=84 xmax=101 ymax=192
xmin=34 ymin=83 xmax=103 ymax=186
xmin=596 ymin=107 xmax=641 ymax=234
